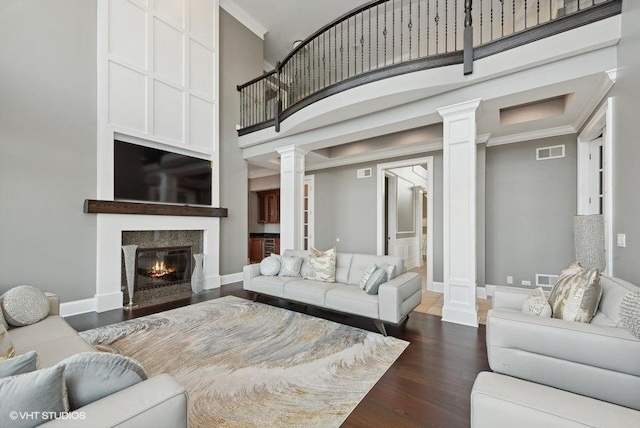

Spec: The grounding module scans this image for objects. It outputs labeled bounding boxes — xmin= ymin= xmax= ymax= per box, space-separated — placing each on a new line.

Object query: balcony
xmin=237 ymin=0 xmax=621 ymax=137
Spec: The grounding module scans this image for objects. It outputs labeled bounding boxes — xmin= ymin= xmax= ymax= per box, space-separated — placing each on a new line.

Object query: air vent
xmin=536 ymin=274 xmax=559 ymax=289
xmin=536 ymin=145 xmax=565 ymax=160
xmin=357 ymin=168 xmax=372 ymax=179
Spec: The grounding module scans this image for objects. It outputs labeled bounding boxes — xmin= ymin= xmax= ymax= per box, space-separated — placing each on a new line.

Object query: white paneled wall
xmin=100 ymin=0 xmax=218 ymax=155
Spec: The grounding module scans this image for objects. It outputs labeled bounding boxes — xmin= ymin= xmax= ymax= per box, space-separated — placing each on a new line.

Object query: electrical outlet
xmin=522 ymin=280 xmax=531 ymax=286
xmin=506 ymin=276 xmax=513 ymax=284
xmin=617 ymin=234 xmax=626 ymax=248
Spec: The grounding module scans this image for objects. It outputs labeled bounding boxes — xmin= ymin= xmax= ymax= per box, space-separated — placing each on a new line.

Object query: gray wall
xmin=0 ymin=0 xmax=97 ymax=301
xmin=219 ymin=11 xmax=263 ymax=274
xmin=611 ymin=0 xmax=640 ymax=284
xmin=485 ymin=135 xmax=578 ymax=287
xmin=313 ymin=152 xmax=445 ymax=282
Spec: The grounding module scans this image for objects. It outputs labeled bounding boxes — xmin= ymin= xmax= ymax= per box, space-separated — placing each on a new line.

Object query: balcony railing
xmin=237 ymin=0 xmax=621 ymax=136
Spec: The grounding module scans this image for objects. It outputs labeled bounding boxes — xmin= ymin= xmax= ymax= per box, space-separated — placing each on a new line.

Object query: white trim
xmin=304 ymin=175 xmax=315 ymax=250
xmin=487 ymin=125 xmax=576 ymax=147
xmin=220 ymin=272 xmax=243 ymax=285
xmin=485 ymin=284 xmax=500 ymax=297
xmin=376 ymin=157 xmax=434 ymax=292
xmin=60 ymin=298 xmax=97 ymax=317
xmin=573 ymin=68 xmax=617 ymax=133
xmin=219 ymin=0 xmax=267 ymax=39
xmin=476 ymin=287 xmax=487 ymax=299
xmin=432 ymin=281 xmax=444 ymax=293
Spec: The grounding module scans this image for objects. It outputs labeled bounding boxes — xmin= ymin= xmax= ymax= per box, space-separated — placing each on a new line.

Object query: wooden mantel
xmin=84 ymin=200 xmax=228 ymax=218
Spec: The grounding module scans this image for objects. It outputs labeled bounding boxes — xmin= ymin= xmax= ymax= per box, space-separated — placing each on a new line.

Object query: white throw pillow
xmin=303 ymin=247 xmax=337 ymax=283
xmin=259 ymin=255 xmax=281 ymax=276
xmin=1 ymin=286 xmax=50 ymax=327
xmin=359 ymin=265 xmax=377 ymax=290
xmin=522 ymin=287 xmax=552 ymax=318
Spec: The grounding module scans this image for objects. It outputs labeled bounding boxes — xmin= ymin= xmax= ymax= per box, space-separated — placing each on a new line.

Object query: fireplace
xmin=121 ymin=230 xmax=204 ymax=308
xmin=135 ymin=246 xmax=192 ymax=291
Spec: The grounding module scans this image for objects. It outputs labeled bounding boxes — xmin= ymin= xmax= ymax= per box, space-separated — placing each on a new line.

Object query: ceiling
xmin=229 ymin=0 xmax=365 ymax=65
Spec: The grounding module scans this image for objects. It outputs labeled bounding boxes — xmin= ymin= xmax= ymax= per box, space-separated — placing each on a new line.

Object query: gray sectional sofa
xmin=243 ymin=249 xmax=422 ymax=335
xmin=471 ymin=275 xmax=640 ymax=427
xmin=6 ymin=293 xmax=188 ymax=428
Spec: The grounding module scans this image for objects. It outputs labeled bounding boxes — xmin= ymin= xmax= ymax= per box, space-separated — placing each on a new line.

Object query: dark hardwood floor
xmin=65 ymin=284 xmax=490 ymax=427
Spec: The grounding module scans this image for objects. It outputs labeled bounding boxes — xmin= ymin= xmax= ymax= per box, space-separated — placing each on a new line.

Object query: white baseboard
xmin=477 ymin=287 xmax=488 ymax=299
xmin=95 ymin=291 xmax=124 ymax=313
xmin=430 ymin=281 xmax=444 ymax=293
xmin=442 ymin=306 xmax=479 ymax=328
xmin=60 ymin=298 xmax=97 ymax=317
xmin=220 ymin=272 xmax=243 ymax=285
xmin=204 ymin=274 xmax=221 ymax=290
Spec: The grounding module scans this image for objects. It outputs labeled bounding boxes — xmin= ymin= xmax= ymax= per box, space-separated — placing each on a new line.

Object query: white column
xmin=437 ymin=99 xmax=482 ymax=327
xmin=277 ymin=145 xmax=307 ymax=251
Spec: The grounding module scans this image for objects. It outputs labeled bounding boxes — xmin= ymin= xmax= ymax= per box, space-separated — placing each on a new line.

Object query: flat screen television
xmin=114 ymin=140 xmax=212 ymax=206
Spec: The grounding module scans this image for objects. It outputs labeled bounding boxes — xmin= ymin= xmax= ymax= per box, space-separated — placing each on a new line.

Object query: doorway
xmin=377 ymin=157 xmax=434 ymax=291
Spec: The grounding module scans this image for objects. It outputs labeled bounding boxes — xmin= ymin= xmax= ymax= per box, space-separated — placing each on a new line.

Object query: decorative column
xmin=277 ymin=145 xmax=307 ymax=251
xmin=437 ymin=99 xmax=482 ymax=327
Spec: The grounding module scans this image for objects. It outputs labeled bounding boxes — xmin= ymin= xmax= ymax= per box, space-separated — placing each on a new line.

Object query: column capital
xmin=436 ymin=98 xmax=482 ymax=118
xmin=276 ymin=144 xmax=308 ymax=157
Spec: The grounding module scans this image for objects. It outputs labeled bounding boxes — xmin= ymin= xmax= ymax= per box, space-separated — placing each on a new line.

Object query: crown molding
xmin=487 ymin=125 xmax=576 ymax=147
xmin=220 ymin=0 xmax=267 ymax=40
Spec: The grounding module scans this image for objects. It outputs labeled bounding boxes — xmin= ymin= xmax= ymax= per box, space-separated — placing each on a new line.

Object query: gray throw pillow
xmin=279 ymin=256 xmax=303 ymax=278
xmin=0 ymin=298 xmax=8 ymax=331
xmin=522 ymin=288 xmax=552 ymax=317
xmin=0 ymin=365 xmax=69 ymax=428
xmin=56 ymin=352 xmax=148 ymax=410
xmin=0 ymin=351 xmax=38 ymax=378
xmin=2 ymin=286 xmax=50 ymax=327
xmin=365 ymin=268 xmax=388 ymax=295
xmin=259 ymin=255 xmax=281 ymax=276
xmin=619 ymin=290 xmax=640 ymax=339
xmin=359 ymin=265 xmax=377 ymax=290
xmin=380 ymin=263 xmax=397 ymax=281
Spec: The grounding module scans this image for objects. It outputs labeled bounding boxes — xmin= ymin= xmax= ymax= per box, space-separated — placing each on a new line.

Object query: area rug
xmin=79 ymin=295 xmax=408 ymax=428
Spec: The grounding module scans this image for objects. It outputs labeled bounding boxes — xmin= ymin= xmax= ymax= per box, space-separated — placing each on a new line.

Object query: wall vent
xmin=536 ymin=274 xmax=559 ymax=289
xmin=536 ymin=145 xmax=565 ymax=160
xmin=357 ymin=168 xmax=372 ymax=179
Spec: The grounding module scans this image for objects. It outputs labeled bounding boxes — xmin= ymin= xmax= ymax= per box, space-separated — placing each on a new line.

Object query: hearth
xmin=135 ymin=246 xmax=192 ymax=291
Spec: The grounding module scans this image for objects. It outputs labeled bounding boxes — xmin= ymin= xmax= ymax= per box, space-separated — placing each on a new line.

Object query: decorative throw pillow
xmin=0 ymin=365 xmax=69 ymax=428
xmin=303 ymin=247 xmax=337 ymax=283
xmin=380 ymin=263 xmax=397 ymax=281
xmin=56 ymin=352 xmax=148 ymax=410
xmin=259 ymin=255 xmax=281 ymax=276
xmin=548 ymin=267 xmax=602 ymax=323
xmin=359 ymin=265 xmax=378 ymax=290
xmin=0 ymin=298 xmax=8 ymax=331
xmin=522 ymin=288 xmax=552 ymax=318
xmin=619 ymin=290 xmax=640 ymax=339
xmin=0 ymin=351 xmax=38 ymax=378
xmin=1 ymin=286 xmax=50 ymax=327
xmin=0 ymin=325 xmax=15 ymax=361
xmin=364 ymin=268 xmax=388 ymax=295
xmin=279 ymin=255 xmax=303 ymax=278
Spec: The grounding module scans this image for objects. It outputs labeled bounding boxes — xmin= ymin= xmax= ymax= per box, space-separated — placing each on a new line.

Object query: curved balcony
xmin=237 ymin=0 xmax=621 ymax=136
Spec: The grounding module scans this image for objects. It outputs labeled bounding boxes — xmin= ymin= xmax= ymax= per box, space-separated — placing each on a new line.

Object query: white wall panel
xmin=108 ymin=0 xmax=147 ymax=68
xmin=108 ymin=62 xmax=147 ymax=132
xmin=154 ymin=18 xmax=184 ymax=85
xmin=154 ymin=80 xmax=184 ymax=142
xmin=190 ymin=40 xmax=214 ymax=97
xmin=190 ymin=95 xmax=214 ymax=149
xmin=154 ymin=0 xmax=185 ymax=29
xmin=190 ymin=0 xmax=215 ymax=45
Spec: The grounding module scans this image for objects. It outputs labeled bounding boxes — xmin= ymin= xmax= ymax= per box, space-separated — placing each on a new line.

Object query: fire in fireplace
xmin=135 ymin=246 xmax=192 ymax=291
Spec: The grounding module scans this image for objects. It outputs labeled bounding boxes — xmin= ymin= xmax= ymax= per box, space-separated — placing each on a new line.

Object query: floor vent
xmin=357 ymin=168 xmax=372 ymax=179
xmin=536 ymin=274 xmax=559 ymax=289
xmin=536 ymin=145 xmax=565 ymax=160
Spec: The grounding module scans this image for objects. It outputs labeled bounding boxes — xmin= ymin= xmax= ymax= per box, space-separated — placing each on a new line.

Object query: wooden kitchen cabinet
xmin=249 ymin=238 xmax=263 ymax=263
xmin=257 ymin=189 xmax=280 ymax=223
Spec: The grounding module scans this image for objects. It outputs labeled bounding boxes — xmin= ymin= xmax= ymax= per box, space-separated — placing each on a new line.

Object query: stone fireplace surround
xmin=94 ymin=214 xmax=221 ymax=313
xmin=121 ymin=230 xmax=204 ymax=308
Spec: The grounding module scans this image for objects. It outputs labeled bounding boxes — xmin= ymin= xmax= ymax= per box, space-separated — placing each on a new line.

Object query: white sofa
xmin=5 ymin=293 xmax=188 ymax=428
xmin=473 ymin=275 xmax=640 ymax=427
xmin=243 ymin=249 xmax=422 ymax=336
